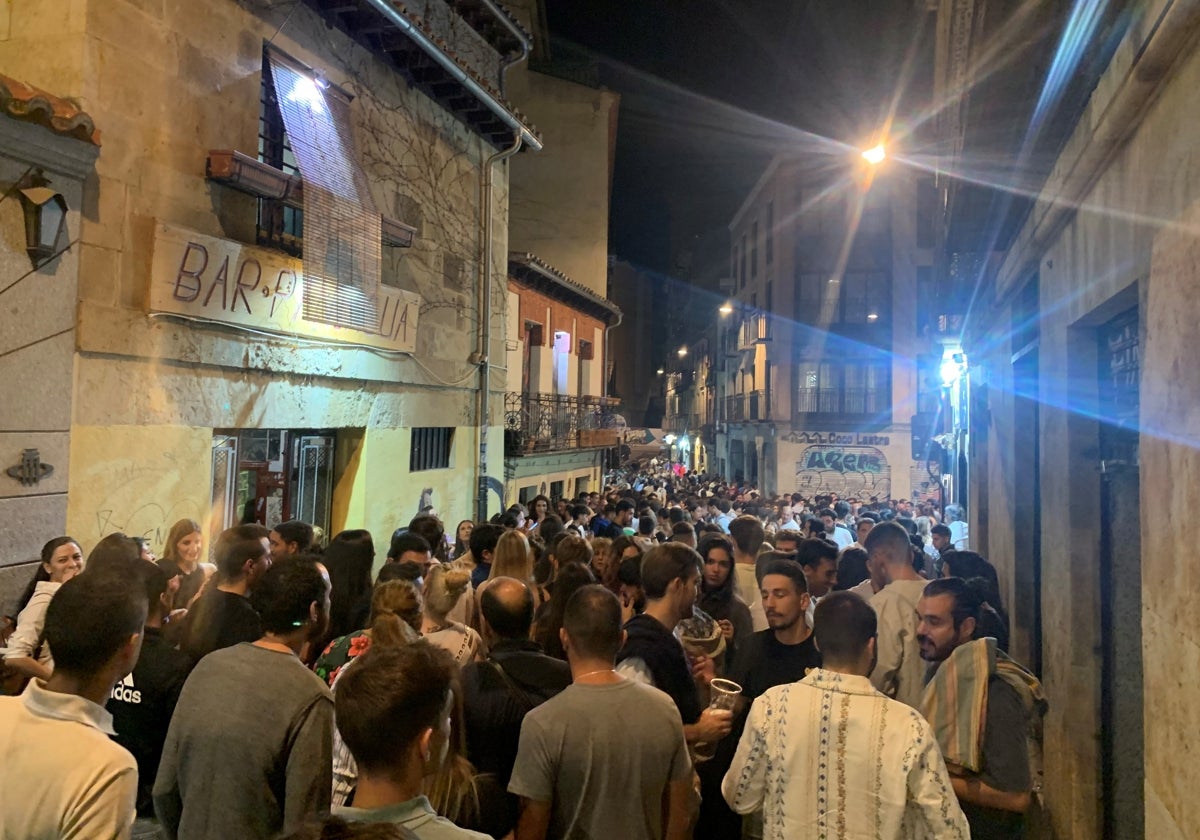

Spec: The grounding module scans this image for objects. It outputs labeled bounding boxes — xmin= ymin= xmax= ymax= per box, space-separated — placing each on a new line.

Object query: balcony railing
xmin=795 ymin=387 xmax=889 ymax=416
xmin=504 ymin=393 xmax=622 ymax=454
xmin=726 ymin=390 xmax=775 ymax=423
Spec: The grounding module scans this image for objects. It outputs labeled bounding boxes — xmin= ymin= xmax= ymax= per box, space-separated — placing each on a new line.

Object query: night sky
xmin=543 ymin=0 xmax=935 ymax=274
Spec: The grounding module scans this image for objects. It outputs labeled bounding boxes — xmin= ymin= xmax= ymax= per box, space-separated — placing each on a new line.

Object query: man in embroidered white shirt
xmin=722 ymin=592 xmax=969 ymax=840
xmin=0 ymin=569 xmax=146 ymax=839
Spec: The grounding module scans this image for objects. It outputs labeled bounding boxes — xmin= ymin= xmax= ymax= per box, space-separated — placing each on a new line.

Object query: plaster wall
xmin=508 ymin=68 xmax=617 ymax=298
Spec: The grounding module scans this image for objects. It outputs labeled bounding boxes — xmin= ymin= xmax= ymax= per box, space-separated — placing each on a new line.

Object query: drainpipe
xmin=476 ymin=0 xmax=531 ymax=96
xmin=600 ymin=309 xmax=623 ymax=472
xmin=476 ymin=132 xmax=524 ymax=521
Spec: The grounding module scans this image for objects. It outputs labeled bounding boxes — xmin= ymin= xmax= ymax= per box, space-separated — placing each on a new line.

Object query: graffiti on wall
xmin=795 ymin=445 xmax=891 ymax=498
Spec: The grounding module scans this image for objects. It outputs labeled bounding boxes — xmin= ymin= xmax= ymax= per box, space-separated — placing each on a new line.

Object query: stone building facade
xmin=0 ymin=0 xmax=541 ymax=594
xmin=714 ymin=154 xmax=940 ymax=500
xmin=950 ymin=4 xmax=1200 ymax=838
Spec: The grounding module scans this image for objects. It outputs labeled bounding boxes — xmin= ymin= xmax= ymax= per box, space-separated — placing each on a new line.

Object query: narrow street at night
xmin=0 ymin=1 xmax=1195 ymax=838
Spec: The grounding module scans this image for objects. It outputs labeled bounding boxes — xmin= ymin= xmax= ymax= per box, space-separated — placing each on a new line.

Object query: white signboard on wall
xmin=149 ymin=222 xmax=420 ymax=352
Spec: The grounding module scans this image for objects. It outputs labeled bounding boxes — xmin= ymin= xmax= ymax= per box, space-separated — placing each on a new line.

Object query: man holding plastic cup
xmin=615 ymin=543 xmax=734 ymax=754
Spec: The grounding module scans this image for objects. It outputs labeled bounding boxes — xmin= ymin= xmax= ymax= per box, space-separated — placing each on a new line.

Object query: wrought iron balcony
xmin=504 ymin=392 xmax=622 ymax=455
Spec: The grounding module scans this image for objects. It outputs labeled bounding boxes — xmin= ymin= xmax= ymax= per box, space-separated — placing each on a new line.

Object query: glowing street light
xmin=718 ymin=302 xmax=734 ymax=316
xmin=677 ymin=346 xmax=688 ymax=358
xmin=656 ymin=368 xmax=664 ymax=375
xmin=861 ymin=144 xmax=886 ymax=165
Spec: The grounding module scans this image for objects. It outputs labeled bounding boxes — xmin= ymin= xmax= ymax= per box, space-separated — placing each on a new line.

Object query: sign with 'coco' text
xmin=149 ymin=222 xmax=420 ymax=352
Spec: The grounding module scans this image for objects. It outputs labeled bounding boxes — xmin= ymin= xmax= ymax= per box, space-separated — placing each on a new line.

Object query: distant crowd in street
xmin=0 ymin=464 xmax=1042 ymax=840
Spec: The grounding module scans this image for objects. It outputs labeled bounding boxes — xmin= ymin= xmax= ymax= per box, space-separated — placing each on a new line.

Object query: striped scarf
xmin=920 ymin=637 xmax=1046 ymax=773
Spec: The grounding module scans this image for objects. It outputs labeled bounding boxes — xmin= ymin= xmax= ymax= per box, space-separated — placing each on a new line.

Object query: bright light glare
xmin=862 ymin=144 xmax=886 ymax=165
xmin=656 ymin=368 xmax=664 ymax=375
xmin=287 ymin=76 xmax=327 ymax=113
xmin=677 ymin=346 xmax=688 ymax=357
xmin=719 ymin=302 xmax=734 ymax=316
xmin=867 ymin=312 xmax=878 ymax=321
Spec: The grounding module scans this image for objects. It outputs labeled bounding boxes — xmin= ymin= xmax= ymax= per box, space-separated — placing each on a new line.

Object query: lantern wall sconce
xmin=15 ymin=169 xmax=69 ymax=270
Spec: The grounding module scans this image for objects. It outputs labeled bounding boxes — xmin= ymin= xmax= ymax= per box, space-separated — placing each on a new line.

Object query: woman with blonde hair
xmin=481 ymin=529 xmax=547 ymax=607
xmin=161 ymin=518 xmax=213 ymax=608
xmin=421 ymin=564 xmax=483 ymax=665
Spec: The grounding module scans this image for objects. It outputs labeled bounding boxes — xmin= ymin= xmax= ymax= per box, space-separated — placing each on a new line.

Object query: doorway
xmin=1097 ymin=306 xmax=1143 ymax=840
xmin=210 ymin=429 xmax=337 ymax=540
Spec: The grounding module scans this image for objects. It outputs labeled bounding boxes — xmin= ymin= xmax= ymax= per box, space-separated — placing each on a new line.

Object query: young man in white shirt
xmin=723 ymin=592 xmax=968 ymax=839
xmin=0 ymin=568 xmax=146 ymax=839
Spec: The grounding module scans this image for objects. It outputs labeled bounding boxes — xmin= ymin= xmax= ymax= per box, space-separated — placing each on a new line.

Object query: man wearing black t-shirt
xmin=109 ymin=559 xmax=193 ymax=827
xmin=731 ymin=559 xmax=822 ymax=698
xmin=698 ymin=559 xmax=822 ymax=840
xmin=180 ymin=525 xmax=270 ymax=663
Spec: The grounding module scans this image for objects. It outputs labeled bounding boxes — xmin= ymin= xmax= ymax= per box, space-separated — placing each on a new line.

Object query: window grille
xmin=411 ymin=427 xmax=454 ymax=471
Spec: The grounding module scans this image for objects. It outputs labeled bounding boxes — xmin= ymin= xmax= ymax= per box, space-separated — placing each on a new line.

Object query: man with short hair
xmin=670 ymin=521 xmax=697 ymax=548
xmin=613 ymin=499 xmax=637 ymax=536
xmin=332 ymin=644 xmax=488 ymax=837
xmin=408 ymin=513 xmax=448 ymax=563
xmin=567 ymin=504 xmax=591 ymax=537
xmin=0 ymin=572 xmax=146 ymax=839
xmin=774 ymin=530 xmax=801 ymax=555
xmin=269 ymin=519 xmax=314 ymax=561
xmin=466 ymin=523 xmax=503 ymax=588
xmin=462 ymin=578 xmax=572 ymax=788
xmin=616 ymin=543 xmax=732 ymax=751
xmin=818 ymin=508 xmax=854 ymax=550
xmin=723 ymin=592 xmax=969 ymax=839
xmin=713 ymin=498 xmax=735 ymax=533
xmin=702 ymin=559 xmax=824 ymax=839
xmin=918 ymin=578 xmax=1038 ymax=840
xmin=930 ymin=523 xmax=953 ymax=555
xmin=635 ymin=510 xmax=659 ymax=550
xmin=509 ymin=585 xmax=692 ymax=840
xmin=728 ymin=515 xmax=766 ymax=629
xmin=179 ymin=524 xmax=270 ymax=662
xmin=865 ymin=522 xmax=930 ymax=708
xmin=154 ymin=557 xmax=334 ymax=839
xmin=853 ymin=515 xmax=875 ymax=549
xmin=109 ymin=560 xmax=194 ymax=829
xmin=389 ymin=532 xmax=434 ymax=571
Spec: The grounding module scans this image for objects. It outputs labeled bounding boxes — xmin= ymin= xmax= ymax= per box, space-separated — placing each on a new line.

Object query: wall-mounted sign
xmin=149 ymin=222 xmax=420 ymax=353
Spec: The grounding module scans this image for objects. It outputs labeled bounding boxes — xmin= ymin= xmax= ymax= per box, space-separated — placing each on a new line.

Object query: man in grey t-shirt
xmin=509 ymin=585 xmax=692 ymax=840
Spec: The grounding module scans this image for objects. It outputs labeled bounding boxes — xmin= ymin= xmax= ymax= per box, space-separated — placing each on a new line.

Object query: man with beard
xmin=699 ymin=559 xmax=823 ymax=840
xmin=918 ymin=578 xmax=1041 ymax=840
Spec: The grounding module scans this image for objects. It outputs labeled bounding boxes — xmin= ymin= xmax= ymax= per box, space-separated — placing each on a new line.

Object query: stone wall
xmin=970 ymin=18 xmax=1200 ymax=839
xmin=0 ymin=113 xmax=96 ymax=611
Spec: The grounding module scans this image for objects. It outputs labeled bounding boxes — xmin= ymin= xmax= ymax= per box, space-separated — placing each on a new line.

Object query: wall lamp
xmin=16 ymin=169 xmax=68 ymax=269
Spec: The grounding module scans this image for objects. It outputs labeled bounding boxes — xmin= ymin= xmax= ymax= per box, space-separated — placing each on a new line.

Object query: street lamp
xmin=656 ymin=368 xmax=664 ymax=375
xmin=677 ymin=346 xmax=688 ymax=358
xmin=862 ymin=144 xmax=886 ymax=165
xmin=718 ymin=302 xmax=733 ymax=316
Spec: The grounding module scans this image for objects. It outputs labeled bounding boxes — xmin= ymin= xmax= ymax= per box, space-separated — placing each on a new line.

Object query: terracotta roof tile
xmin=0 ymin=73 xmax=99 ymax=146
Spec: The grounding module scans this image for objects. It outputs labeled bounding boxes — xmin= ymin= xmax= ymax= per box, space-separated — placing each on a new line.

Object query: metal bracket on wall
xmin=6 ymin=449 xmax=53 ymax=486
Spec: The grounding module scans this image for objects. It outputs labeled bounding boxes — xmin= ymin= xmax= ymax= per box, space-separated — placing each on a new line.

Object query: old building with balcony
xmin=503 ymin=254 xmax=621 ymax=503
xmin=715 ymin=154 xmax=938 ymax=500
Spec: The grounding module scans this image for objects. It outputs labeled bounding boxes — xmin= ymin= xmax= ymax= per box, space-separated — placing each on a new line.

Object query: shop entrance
xmin=210 ymin=429 xmax=337 ymax=544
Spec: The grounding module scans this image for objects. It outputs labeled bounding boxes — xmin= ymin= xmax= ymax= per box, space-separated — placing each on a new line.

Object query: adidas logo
xmin=110 ymin=673 xmax=142 ymax=705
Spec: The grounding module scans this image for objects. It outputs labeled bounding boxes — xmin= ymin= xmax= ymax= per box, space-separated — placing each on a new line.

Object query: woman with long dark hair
xmin=533 ymin=561 xmax=596 ymax=660
xmin=321 ymin=530 xmax=376 ymax=645
xmin=697 ymin=533 xmax=753 ymax=670
xmin=4 ymin=536 xmax=83 ymax=683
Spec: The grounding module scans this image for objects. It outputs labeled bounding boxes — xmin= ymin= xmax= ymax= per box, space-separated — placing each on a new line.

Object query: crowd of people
xmin=0 ymin=468 xmax=1042 ymax=840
